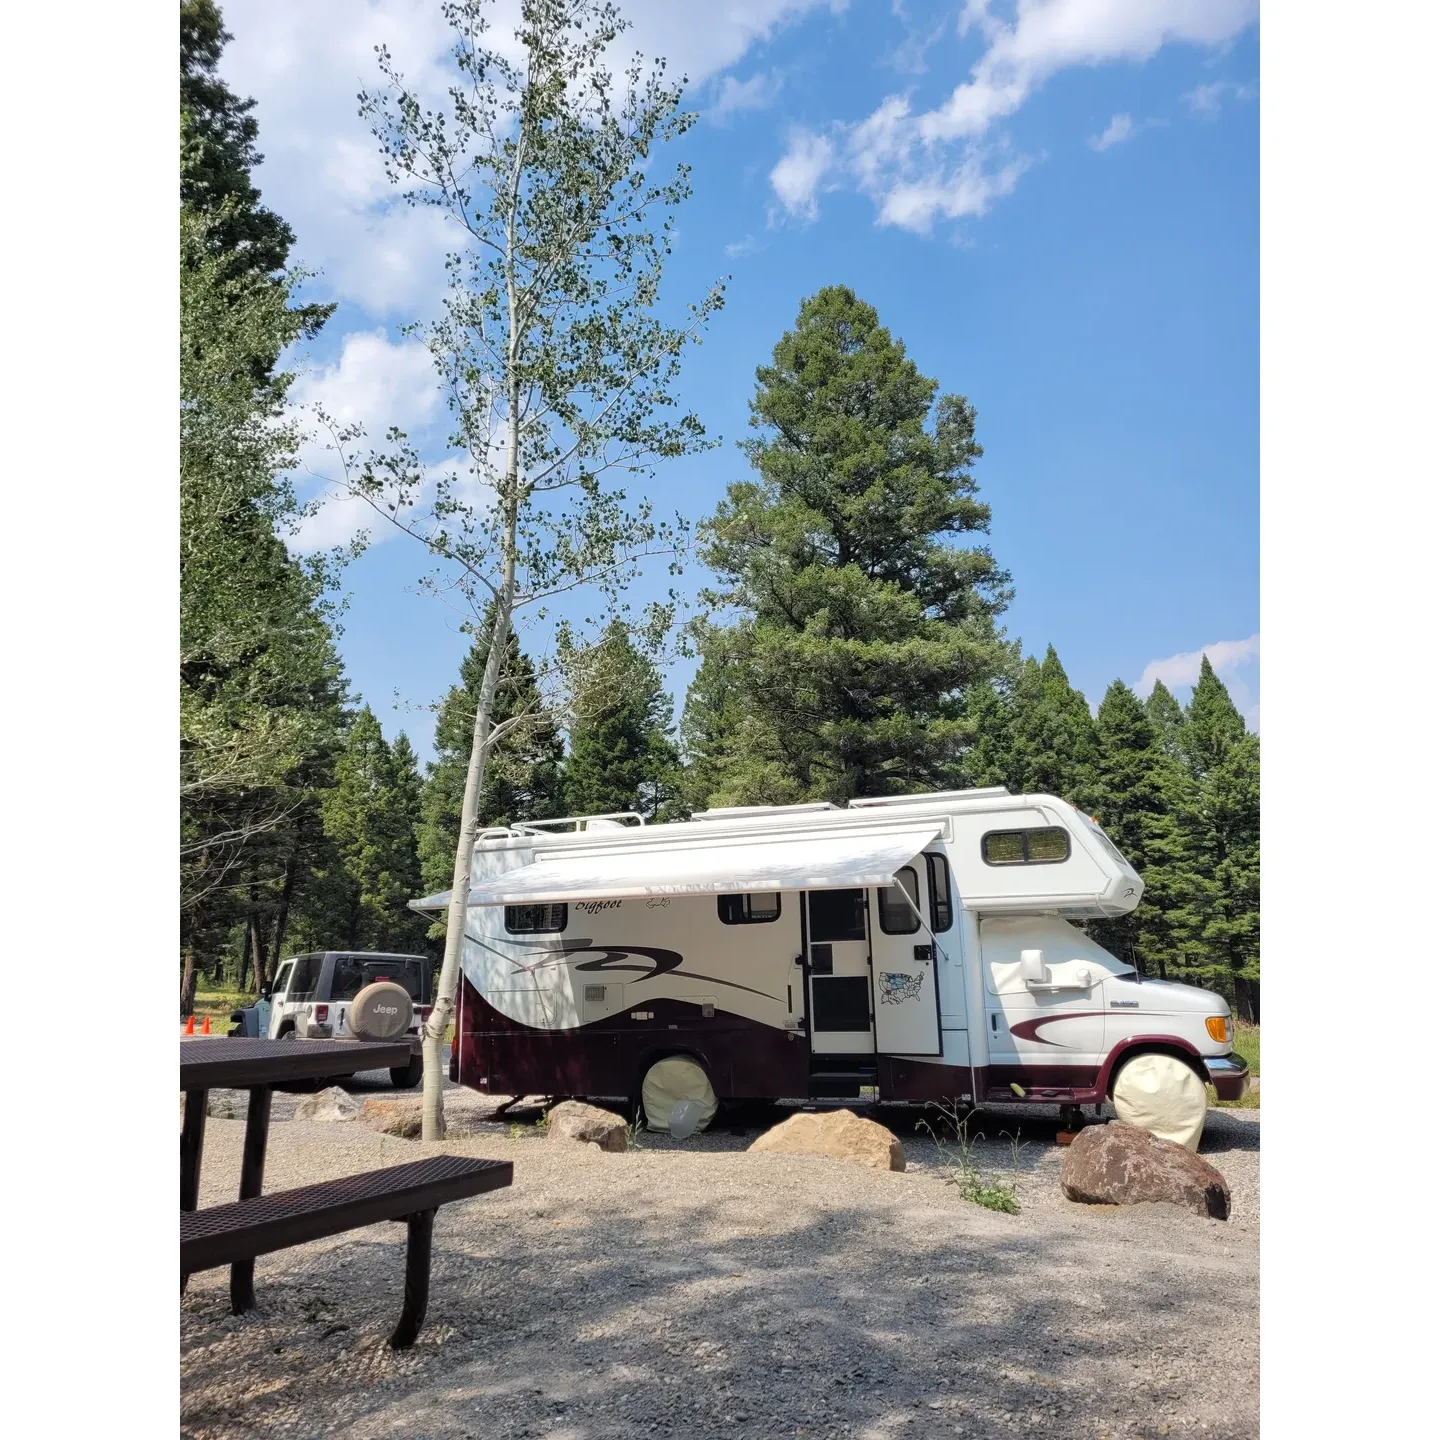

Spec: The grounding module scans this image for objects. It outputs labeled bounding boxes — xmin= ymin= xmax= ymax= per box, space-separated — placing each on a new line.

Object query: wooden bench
xmin=181 ymin=1155 xmax=513 ymax=1348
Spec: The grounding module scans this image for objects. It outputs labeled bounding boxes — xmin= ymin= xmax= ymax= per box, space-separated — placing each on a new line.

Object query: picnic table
xmin=180 ymin=1037 xmax=412 ymax=1308
xmin=179 ymin=1036 xmax=512 ymax=1346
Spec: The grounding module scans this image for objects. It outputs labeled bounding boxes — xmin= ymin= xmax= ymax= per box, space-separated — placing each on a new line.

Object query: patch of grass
xmin=919 ymin=1099 xmax=1023 ymax=1215
xmin=625 ymin=1118 xmax=645 ymax=1151
xmin=191 ymin=989 xmax=249 ymax=1031
xmin=1210 ymin=1020 xmax=1260 ymax=1109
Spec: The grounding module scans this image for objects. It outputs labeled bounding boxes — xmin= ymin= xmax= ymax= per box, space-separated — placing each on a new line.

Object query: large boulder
xmin=359 ymin=1098 xmax=423 ymax=1139
xmin=1060 ymin=1121 xmax=1230 ymax=1220
xmin=749 ymin=1109 xmax=906 ymax=1172
xmin=293 ymin=1086 xmax=361 ymax=1123
xmin=546 ymin=1100 xmax=628 ymax=1153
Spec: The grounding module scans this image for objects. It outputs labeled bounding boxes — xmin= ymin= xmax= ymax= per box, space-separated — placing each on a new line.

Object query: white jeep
xmin=230 ymin=951 xmax=432 ymax=1089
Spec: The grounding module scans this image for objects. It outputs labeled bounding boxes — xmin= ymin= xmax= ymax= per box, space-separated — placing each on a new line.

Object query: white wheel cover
xmin=1112 ymin=1052 xmax=1208 ymax=1151
xmin=641 ymin=1056 xmax=717 ymax=1133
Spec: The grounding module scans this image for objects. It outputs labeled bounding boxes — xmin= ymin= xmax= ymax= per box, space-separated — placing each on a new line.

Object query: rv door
xmin=869 ymin=866 xmax=942 ymax=1056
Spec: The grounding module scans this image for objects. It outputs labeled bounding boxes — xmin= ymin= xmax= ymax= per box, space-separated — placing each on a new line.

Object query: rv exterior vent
xmin=584 ymin=985 xmax=607 ymax=1003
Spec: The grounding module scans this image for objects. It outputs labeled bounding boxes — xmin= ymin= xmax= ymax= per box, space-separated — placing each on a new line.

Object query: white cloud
xmin=219 ymin=0 xmax=837 ymax=314
xmin=290 ymin=329 xmax=439 ymax=437
xmin=725 ymin=234 xmax=764 ymax=258
xmin=1135 ymin=633 xmax=1260 ymax=731
xmin=285 ymin=329 xmax=442 ymax=552
xmin=789 ymin=0 xmax=1257 ymax=231
xmin=1089 ymin=113 xmax=1134 ymax=150
xmin=709 ymin=71 xmax=783 ymax=121
xmin=770 ymin=128 xmax=836 ymax=221
xmin=1183 ymin=78 xmax=1256 ymax=118
xmin=1183 ymin=80 xmax=1227 ymax=117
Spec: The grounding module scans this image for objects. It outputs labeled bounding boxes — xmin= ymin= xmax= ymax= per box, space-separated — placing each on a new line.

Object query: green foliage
xmin=564 ymin=621 xmax=682 ymax=821
xmin=180 ymin=0 xmax=330 ymax=341
xmin=418 ymin=623 xmax=566 ymax=904
xmin=1172 ymin=658 xmax=1261 ymax=1017
xmin=689 ymin=285 xmax=1012 ymax=805
xmin=318 ymin=709 xmax=429 ymax=953
xmin=919 ymin=1100 xmax=1023 ymax=1215
xmin=963 ymin=646 xmax=1099 ymax=806
xmin=179 ymin=205 xmax=347 ymax=948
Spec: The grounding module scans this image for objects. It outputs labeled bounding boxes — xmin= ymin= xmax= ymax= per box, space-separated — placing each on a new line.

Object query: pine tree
xmin=692 ymin=286 xmax=1012 ymax=805
xmin=1177 ymin=658 xmax=1261 ymax=1018
xmin=564 ymin=622 xmax=682 ymax=821
xmin=320 ymin=709 xmax=428 ymax=953
xmin=418 ymin=626 xmax=565 ymax=899
xmin=960 ymin=646 xmax=1098 ymax=806
xmin=180 ymin=0 xmax=329 ymax=337
xmin=1088 ymin=680 xmax=1187 ymax=969
xmin=1145 ymin=680 xmax=1186 ymax=757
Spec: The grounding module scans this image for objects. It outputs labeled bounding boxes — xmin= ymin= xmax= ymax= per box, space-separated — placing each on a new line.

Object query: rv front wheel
xmin=640 ymin=1056 xmax=717 ymax=1134
xmin=1110 ymin=1052 xmax=1208 ymax=1152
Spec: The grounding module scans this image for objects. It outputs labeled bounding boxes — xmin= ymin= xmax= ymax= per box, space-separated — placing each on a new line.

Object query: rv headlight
xmin=1205 ymin=1015 xmax=1232 ymax=1044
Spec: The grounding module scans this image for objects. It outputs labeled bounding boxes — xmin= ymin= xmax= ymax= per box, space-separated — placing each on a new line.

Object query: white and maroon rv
xmin=413 ymin=788 xmax=1248 ymax=1130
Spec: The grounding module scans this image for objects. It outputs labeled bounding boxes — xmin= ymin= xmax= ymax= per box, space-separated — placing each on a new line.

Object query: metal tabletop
xmin=180 ymin=1037 xmax=412 ymax=1091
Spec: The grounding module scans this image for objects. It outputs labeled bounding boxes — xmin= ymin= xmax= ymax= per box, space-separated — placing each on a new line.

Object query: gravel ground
xmin=181 ymin=1084 xmax=1258 ymax=1440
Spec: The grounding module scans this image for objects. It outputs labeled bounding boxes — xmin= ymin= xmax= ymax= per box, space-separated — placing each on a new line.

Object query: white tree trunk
xmin=419 ymin=584 xmax=512 ymax=1140
xmin=420 ymin=436 xmax=522 ymax=1141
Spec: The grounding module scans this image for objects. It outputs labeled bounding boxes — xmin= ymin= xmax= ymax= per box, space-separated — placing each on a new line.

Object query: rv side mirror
xmin=1020 ymin=949 xmax=1047 ymax=985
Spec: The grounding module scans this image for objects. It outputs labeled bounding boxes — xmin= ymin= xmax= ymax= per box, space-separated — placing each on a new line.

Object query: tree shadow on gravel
xmin=181 ymin=1142 xmax=1259 ymax=1440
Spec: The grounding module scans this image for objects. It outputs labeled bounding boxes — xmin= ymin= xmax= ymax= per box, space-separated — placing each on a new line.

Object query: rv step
xmin=808 ymin=1069 xmax=878 ymax=1100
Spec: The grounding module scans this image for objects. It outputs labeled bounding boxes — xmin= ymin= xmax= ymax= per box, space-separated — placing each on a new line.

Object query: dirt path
xmin=181 ymin=1100 xmax=1258 ymax=1439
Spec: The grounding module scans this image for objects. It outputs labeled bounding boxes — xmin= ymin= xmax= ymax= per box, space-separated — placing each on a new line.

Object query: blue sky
xmin=219 ymin=0 xmax=1259 ymax=764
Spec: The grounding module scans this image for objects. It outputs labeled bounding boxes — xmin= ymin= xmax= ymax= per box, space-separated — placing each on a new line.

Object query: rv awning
xmin=409 ymin=824 xmax=942 ymax=910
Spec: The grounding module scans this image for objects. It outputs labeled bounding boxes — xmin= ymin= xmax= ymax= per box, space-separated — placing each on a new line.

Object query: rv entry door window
xmin=805 ymin=889 xmax=875 ymax=1057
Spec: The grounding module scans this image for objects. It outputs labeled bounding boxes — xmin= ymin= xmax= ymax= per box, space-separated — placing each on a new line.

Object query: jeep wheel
xmin=390 ymin=1057 xmax=423 ymax=1089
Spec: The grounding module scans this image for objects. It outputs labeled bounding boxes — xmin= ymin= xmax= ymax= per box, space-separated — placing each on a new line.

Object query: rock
xmin=359 ymin=1098 xmax=423 ymax=1139
xmin=748 ymin=1109 xmax=906 ymax=1172
xmin=293 ymin=1086 xmax=361 ymax=1123
xmin=546 ymin=1100 xmax=628 ymax=1153
xmin=1060 ymin=1121 xmax=1230 ymax=1220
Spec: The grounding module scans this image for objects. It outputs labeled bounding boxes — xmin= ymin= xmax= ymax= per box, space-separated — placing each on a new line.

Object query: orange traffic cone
xmin=201 ymin=1015 xmax=211 ymax=1035
xmin=184 ymin=1015 xmax=195 ymax=1035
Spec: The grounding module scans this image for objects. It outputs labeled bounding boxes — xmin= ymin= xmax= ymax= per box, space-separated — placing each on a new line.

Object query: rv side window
xmin=878 ymin=868 xmax=921 ymax=935
xmin=981 ymin=827 xmax=1071 ymax=866
xmin=924 ymin=853 xmax=954 ymax=932
xmin=718 ymin=892 xmax=782 ymax=925
xmin=504 ymin=903 xmax=567 ymax=934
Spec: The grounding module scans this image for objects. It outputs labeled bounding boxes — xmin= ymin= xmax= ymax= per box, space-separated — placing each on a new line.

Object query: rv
xmin=413 ymin=788 xmax=1248 ymax=1139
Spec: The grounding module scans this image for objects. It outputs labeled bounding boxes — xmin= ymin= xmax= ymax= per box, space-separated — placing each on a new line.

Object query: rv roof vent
xmin=848 ymin=788 xmax=1010 ymax=810
xmin=692 ymin=802 xmax=839 ymax=821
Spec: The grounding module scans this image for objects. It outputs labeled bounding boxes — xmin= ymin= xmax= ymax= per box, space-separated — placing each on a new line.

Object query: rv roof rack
xmin=510 ymin=812 xmax=645 ymax=834
xmin=847 ymin=787 xmax=1011 ymax=809
xmin=691 ymin=802 xmax=840 ymax=821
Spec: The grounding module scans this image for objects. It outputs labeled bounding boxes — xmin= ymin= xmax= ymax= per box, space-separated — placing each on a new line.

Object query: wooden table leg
xmin=388 ymin=1209 xmax=436 ymax=1349
xmin=229 ymin=1084 xmax=272 ymax=1314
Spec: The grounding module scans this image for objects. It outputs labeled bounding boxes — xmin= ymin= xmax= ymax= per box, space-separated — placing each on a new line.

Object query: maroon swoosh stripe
xmin=1008 ymin=1011 xmax=1109 ymax=1048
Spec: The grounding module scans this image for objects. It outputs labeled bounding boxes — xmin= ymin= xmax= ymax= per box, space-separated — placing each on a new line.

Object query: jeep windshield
xmin=330 ymin=956 xmax=426 ymax=1003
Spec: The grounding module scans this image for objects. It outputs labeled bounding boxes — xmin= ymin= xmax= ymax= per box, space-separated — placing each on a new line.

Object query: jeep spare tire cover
xmin=1111 ymin=1052 xmax=1208 ymax=1152
xmin=349 ymin=981 xmax=413 ymax=1040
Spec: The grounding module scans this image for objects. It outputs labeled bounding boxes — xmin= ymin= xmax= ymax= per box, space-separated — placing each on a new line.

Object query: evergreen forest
xmin=179 ymin=2 xmax=1260 ymax=1020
